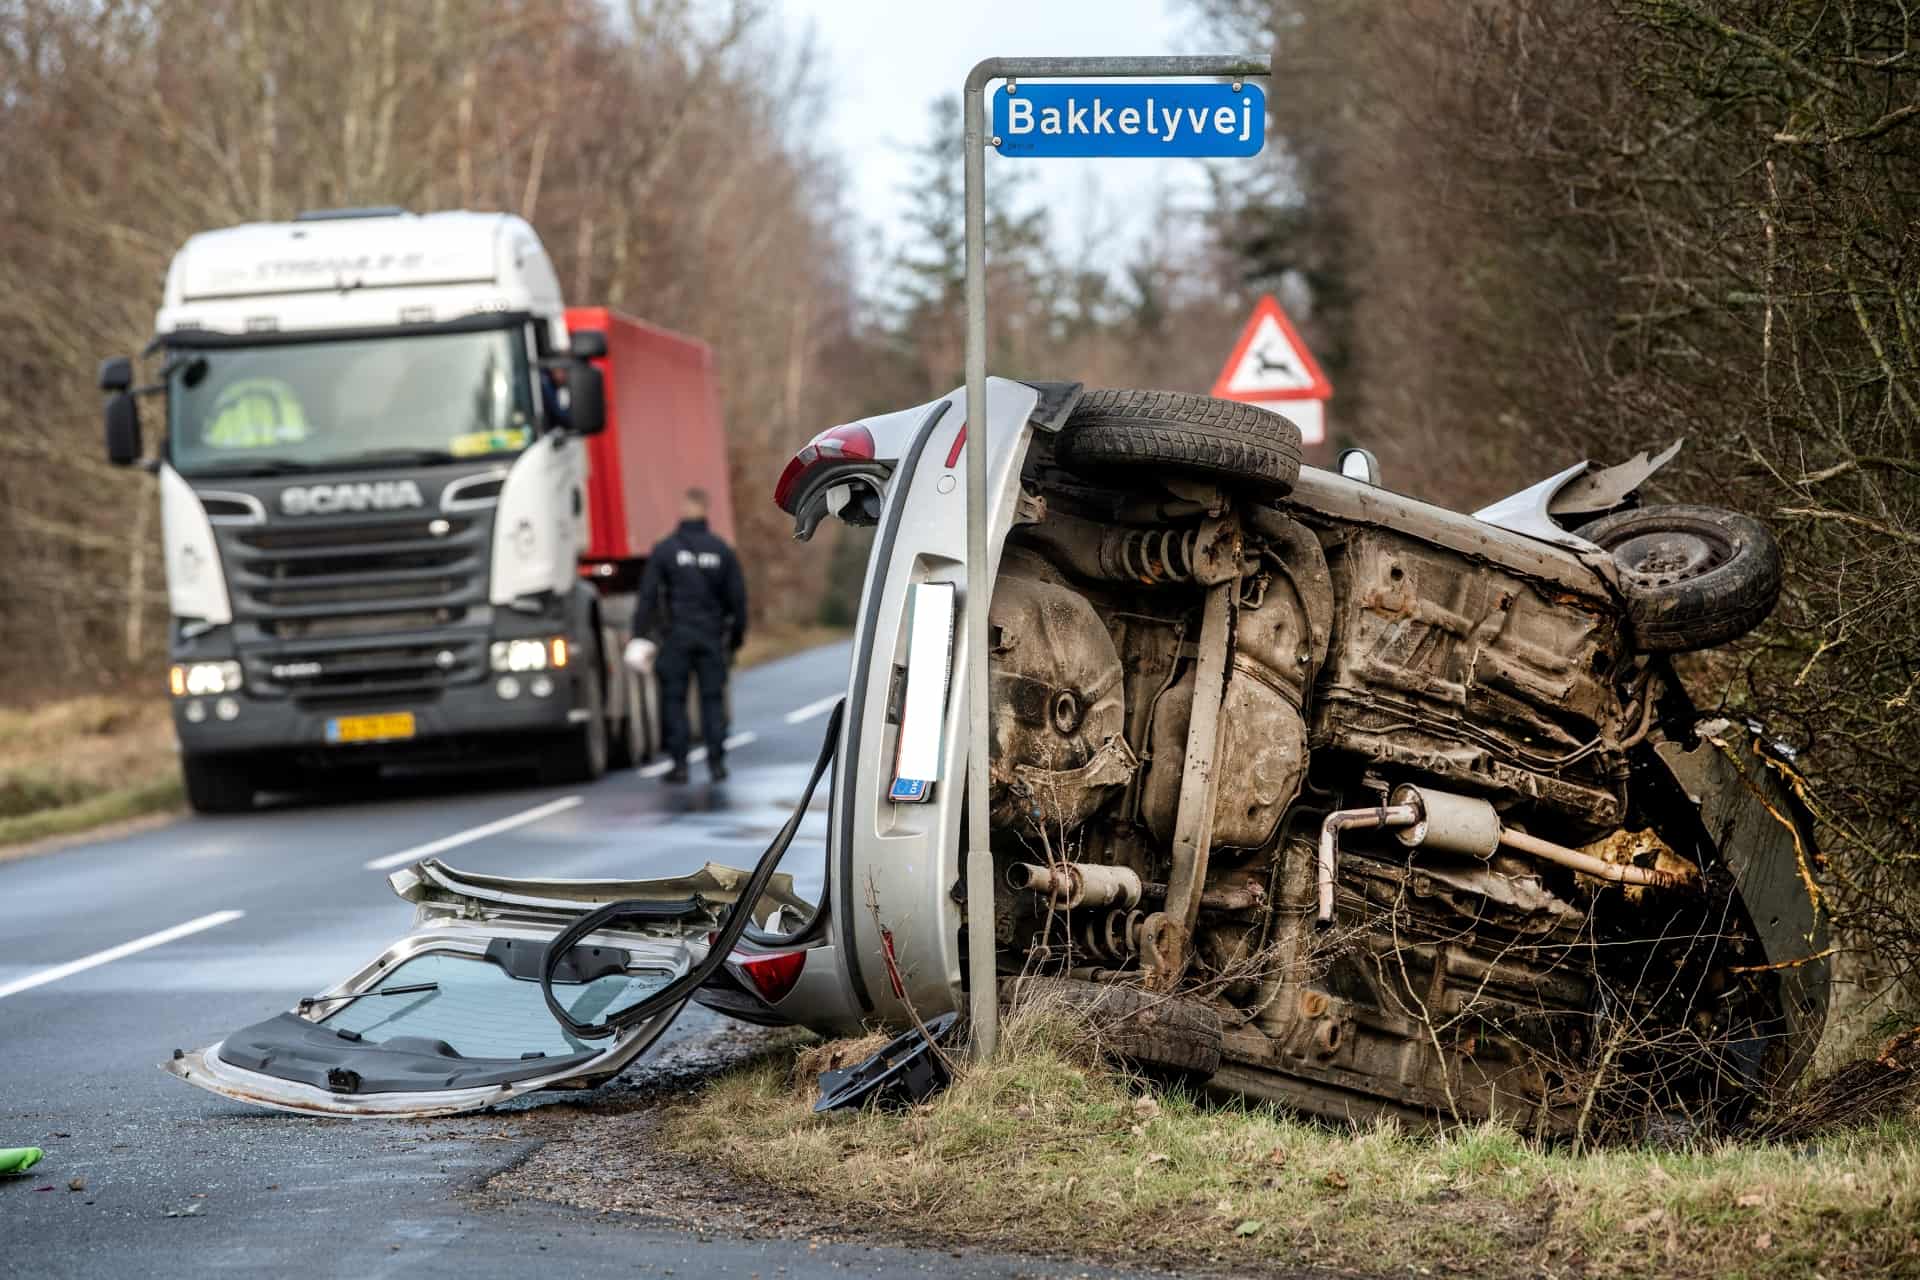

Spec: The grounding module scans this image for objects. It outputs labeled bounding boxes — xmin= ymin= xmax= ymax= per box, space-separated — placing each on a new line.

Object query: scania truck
xmin=98 ymin=207 xmax=734 ymax=812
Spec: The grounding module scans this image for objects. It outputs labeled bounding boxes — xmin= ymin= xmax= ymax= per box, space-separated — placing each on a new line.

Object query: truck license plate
xmin=326 ymin=712 xmax=416 ymax=745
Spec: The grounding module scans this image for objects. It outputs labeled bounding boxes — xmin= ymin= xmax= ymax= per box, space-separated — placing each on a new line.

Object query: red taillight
xmin=736 ymin=949 xmax=807 ymax=1004
xmin=772 ymin=423 xmax=876 ymax=511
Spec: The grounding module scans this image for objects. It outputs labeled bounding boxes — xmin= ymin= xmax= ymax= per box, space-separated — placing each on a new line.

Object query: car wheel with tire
xmin=1008 ymin=976 xmax=1223 ymax=1078
xmin=1579 ymin=503 xmax=1782 ymax=652
xmin=1058 ymin=389 xmax=1303 ymax=499
xmin=181 ymin=753 xmax=257 ymax=814
xmin=541 ymin=647 xmax=609 ymax=785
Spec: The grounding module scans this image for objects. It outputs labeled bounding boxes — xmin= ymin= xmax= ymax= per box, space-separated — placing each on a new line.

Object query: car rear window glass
xmin=319 ymin=950 xmax=670 ymax=1059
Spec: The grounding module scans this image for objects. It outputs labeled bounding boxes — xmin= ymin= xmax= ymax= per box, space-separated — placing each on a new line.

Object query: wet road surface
xmin=1 ymin=643 xmax=1157 ymax=1278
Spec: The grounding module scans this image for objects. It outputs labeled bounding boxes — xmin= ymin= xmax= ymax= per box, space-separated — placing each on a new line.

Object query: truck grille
xmin=218 ymin=512 xmax=493 ymax=704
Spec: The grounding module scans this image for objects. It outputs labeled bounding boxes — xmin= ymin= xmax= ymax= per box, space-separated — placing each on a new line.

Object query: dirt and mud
xmin=474 ymin=1023 xmax=851 ymax=1241
xmin=474 ymin=1023 xmax=1242 ymax=1277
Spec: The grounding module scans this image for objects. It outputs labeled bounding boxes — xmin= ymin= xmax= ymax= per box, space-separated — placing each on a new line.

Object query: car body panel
xmin=1470 ymin=461 xmax=1605 ymax=554
xmin=827 ymin=378 xmax=1045 ymax=1028
xmin=1654 ymin=721 xmax=1830 ymax=1085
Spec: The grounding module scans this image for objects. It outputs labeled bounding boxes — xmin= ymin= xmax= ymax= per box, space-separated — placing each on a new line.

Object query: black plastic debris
xmin=813 ymin=1013 xmax=960 ymax=1113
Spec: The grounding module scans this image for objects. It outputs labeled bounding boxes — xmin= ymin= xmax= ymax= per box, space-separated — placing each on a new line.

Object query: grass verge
xmin=664 ymin=1007 xmax=1920 ymax=1278
xmin=0 ymin=696 xmax=182 ymax=856
xmin=734 ymin=623 xmax=850 ymax=671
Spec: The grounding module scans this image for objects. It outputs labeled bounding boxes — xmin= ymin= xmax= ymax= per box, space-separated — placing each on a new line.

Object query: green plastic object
xmin=0 ymin=1147 xmax=45 ymax=1175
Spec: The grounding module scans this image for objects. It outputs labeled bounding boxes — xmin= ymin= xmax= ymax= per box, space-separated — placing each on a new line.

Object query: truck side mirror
xmin=1337 ymin=447 xmax=1380 ymax=487
xmin=104 ymin=392 xmax=144 ymax=466
xmin=569 ymin=330 xmax=607 ymax=360
xmin=99 ymin=356 xmax=133 ymax=393
xmin=567 ymin=361 xmax=606 ymax=435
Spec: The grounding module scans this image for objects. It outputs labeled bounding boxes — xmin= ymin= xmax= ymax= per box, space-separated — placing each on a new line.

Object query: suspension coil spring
xmin=1105 ymin=526 xmax=1197 ymax=584
xmin=1076 ymin=909 xmax=1145 ymax=964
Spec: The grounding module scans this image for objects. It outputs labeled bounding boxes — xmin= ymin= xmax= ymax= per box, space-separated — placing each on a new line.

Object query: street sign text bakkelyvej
xmin=1212 ymin=294 xmax=1333 ymax=445
xmin=991 ymin=82 xmax=1265 ymax=158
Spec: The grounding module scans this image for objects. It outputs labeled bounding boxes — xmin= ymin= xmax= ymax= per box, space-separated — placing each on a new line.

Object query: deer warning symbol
xmin=1211 ymin=295 xmax=1333 ymax=443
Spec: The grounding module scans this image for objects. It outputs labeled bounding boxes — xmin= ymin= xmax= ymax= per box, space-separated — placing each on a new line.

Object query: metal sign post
xmin=960 ymin=54 xmax=1270 ymax=1060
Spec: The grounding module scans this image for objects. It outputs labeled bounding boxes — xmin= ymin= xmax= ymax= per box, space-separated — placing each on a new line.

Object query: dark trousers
xmin=656 ymin=630 xmax=730 ymax=764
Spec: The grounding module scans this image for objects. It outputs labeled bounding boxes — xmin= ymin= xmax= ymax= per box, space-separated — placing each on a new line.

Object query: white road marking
xmin=362 ymin=794 xmax=584 ymax=871
xmin=0 ymin=910 xmax=245 ymax=1001
xmin=782 ymin=694 xmax=841 ymax=725
xmin=638 ymin=731 xmax=758 ymax=778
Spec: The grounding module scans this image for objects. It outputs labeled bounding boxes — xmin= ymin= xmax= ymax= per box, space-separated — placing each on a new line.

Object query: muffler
xmin=1008 ymin=861 xmax=1143 ymax=910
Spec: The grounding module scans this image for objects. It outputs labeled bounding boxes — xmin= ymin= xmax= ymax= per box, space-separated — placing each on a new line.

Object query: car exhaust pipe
xmin=1494 ymin=827 xmax=1694 ymax=890
xmin=1008 ymin=861 xmax=1143 ymax=910
xmin=1315 ymin=804 xmax=1420 ymax=925
xmin=1316 ymin=785 xmax=1695 ymax=923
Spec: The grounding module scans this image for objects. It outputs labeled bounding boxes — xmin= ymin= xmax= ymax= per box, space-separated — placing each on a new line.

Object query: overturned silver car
xmin=778 ymin=382 xmax=1827 ymax=1137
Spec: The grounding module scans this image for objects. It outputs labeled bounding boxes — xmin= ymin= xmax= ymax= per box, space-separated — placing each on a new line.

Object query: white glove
xmin=623 ymin=637 xmax=658 ymax=673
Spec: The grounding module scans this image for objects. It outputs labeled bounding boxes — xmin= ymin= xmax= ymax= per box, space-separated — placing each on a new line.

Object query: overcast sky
xmin=777 ymin=0 xmax=1233 ymax=288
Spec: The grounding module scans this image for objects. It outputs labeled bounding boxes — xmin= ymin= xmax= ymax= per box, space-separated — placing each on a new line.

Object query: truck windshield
xmin=166 ymin=328 xmax=537 ymax=477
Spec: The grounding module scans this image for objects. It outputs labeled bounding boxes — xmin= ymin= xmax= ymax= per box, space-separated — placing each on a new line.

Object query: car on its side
xmin=772 ymin=381 xmax=1824 ymax=1136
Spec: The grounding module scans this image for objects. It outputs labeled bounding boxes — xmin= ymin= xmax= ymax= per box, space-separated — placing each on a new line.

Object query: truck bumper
xmin=171 ymin=672 xmax=590 ymax=761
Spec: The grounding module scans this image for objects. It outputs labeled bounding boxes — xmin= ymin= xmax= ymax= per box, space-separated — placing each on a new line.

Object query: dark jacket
xmin=633 ymin=518 xmax=748 ymax=650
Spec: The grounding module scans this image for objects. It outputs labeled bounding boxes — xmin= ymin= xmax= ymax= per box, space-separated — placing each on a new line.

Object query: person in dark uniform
xmin=626 ymin=488 xmax=747 ymax=783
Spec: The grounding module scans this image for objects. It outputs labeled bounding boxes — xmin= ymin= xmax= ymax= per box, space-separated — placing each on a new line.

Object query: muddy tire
xmin=1058 ymin=389 xmax=1302 ymax=498
xmin=1580 ymin=504 xmax=1782 ymax=653
xmin=1009 ymin=976 xmax=1223 ymax=1078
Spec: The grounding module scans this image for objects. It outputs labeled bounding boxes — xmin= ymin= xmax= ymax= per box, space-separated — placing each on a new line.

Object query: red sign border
xmin=1210 ymin=294 xmax=1333 ymax=403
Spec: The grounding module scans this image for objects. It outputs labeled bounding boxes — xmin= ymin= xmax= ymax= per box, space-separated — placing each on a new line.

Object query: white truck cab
xmin=100 ymin=208 xmax=646 ymax=811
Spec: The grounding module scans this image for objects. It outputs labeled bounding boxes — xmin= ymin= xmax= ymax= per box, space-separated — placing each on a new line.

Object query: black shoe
xmin=664 ymin=761 xmax=690 ymax=785
xmin=708 ymin=757 xmax=729 ymax=782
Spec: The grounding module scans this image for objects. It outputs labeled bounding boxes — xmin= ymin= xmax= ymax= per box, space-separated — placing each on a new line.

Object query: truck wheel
xmin=1058 ymin=389 xmax=1302 ymax=499
xmin=181 ymin=754 xmax=258 ymax=814
xmin=542 ymin=650 xmax=610 ymax=785
xmin=1008 ymin=976 xmax=1223 ymax=1078
xmin=1579 ymin=504 xmax=1782 ymax=653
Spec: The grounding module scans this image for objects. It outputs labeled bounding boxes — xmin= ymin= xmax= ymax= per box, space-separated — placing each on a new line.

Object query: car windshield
xmin=166 ymin=328 xmax=537 ymax=477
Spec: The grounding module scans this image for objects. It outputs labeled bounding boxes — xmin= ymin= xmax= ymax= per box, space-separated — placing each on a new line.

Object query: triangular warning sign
xmin=1212 ymin=295 xmax=1333 ymax=404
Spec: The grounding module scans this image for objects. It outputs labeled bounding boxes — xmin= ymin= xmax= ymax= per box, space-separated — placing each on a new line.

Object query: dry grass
xmin=0 ymin=695 xmax=181 ymax=853
xmin=733 ymin=623 xmax=850 ymax=672
xmin=665 ymin=1004 xmax=1920 ymax=1278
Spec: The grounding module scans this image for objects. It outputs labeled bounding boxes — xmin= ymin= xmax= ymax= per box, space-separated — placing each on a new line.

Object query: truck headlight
xmin=170 ymin=660 xmax=242 ymax=697
xmin=489 ymin=637 xmax=569 ymax=672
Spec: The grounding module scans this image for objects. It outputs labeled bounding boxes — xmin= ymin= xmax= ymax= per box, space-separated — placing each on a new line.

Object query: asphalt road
xmin=2 ymin=643 xmax=1150 ymax=1279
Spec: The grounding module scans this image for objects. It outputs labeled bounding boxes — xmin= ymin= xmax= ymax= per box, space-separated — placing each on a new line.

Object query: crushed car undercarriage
xmin=965 ymin=389 xmax=1826 ymax=1139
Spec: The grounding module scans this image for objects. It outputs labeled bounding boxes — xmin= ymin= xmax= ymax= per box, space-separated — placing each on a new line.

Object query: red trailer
xmin=569 ymin=306 xmax=736 ymax=569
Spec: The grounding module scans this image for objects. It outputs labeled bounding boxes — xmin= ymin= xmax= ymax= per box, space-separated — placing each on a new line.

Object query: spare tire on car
xmin=1007 ymin=975 xmax=1223 ymax=1078
xmin=1579 ymin=503 xmax=1783 ymax=653
xmin=1058 ymin=389 xmax=1302 ymax=499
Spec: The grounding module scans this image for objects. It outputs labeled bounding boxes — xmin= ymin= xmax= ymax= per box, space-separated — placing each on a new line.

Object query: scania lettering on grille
xmin=278 ymin=480 xmax=425 ymax=516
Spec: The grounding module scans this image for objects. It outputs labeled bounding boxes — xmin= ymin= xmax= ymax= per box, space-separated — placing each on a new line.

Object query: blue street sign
xmin=991 ymin=82 xmax=1265 ymax=158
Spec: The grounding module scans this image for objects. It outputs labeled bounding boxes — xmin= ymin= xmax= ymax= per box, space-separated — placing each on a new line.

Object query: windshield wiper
xmin=297 ymin=982 xmax=439 ymax=1013
xmin=183 ymin=458 xmax=322 ymax=478
xmin=328 ymin=447 xmax=463 ymax=468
